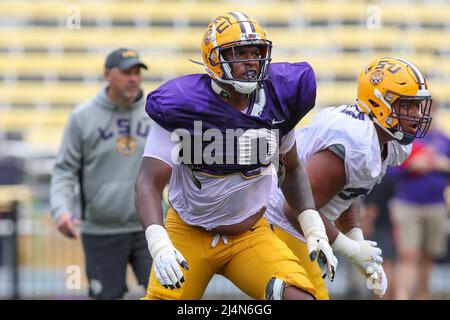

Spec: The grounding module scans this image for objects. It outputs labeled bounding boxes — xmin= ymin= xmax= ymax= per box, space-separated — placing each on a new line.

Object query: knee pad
xmin=265 ymin=277 xmax=286 ymax=300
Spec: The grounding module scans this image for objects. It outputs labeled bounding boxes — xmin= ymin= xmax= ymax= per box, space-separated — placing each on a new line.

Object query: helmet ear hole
xmin=368 ymin=99 xmax=380 ymax=108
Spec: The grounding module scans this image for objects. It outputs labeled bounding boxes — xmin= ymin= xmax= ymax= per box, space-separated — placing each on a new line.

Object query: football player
xmin=265 ymin=57 xmax=433 ymax=299
xmin=135 ymin=12 xmax=338 ymax=300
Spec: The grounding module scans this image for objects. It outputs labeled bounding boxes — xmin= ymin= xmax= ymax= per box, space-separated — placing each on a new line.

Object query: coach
xmin=50 ymin=48 xmax=153 ymax=299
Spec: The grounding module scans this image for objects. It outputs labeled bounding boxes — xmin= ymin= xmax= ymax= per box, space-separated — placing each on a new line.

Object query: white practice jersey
xmin=265 ymin=104 xmax=412 ymax=241
xmin=143 ymin=123 xmax=295 ymax=230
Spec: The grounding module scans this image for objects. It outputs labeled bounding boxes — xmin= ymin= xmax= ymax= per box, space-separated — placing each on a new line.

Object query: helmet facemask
xmin=209 ymin=40 xmax=272 ymax=94
xmin=387 ymin=94 xmax=432 ymax=145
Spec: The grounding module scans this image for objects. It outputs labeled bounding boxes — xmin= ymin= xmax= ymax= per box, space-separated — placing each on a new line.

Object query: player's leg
xmin=272 ymin=225 xmax=330 ymax=300
xmin=391 ymin=200 xmax=421 ymax=300
xmin=81 ymin=233 xmax=129 ymax=299
xmin=221 ymin=217 xmax=316 ymax=300
xmin=142 ymin=208 xmax=215 ymax=300
xmin=129 ymin=231 xmax=152 ymax=289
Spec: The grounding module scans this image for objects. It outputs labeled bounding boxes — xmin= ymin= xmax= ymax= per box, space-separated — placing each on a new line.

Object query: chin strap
xmin=207 ymin=56 xmax=258 ymax=95
xmin=250 ymin=84 xmax=266 ymax=117
xmin=211 ymin=79 xmax=231 ymax=99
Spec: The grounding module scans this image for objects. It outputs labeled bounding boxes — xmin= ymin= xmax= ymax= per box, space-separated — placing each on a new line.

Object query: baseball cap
xmin=105 ymin=48 xmax=148 ymax=71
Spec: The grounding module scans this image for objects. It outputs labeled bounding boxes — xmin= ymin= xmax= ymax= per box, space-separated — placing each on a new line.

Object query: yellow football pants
xmin=272 ymin=225 xmax=330 ymax=300
xmin=143 ymin=208 xmax=317 ymax=300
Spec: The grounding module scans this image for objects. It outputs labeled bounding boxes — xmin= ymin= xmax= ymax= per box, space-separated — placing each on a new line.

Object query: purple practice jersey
xmin=145 ymin=62 xmax=316 ymax=175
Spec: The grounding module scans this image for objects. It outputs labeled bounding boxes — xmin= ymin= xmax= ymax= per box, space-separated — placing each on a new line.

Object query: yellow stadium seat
xmin=2 ymin=26 xmax=448 ymax=58
xmin=1 ymin=80 xmax=447 ymax=113
xmin=2 ymin=1 xmax=449 ymax=26
xmin=0 ymin=27 xmax=333 ymax=51
xmin=0 ymin=51 xmax=443 ymax=81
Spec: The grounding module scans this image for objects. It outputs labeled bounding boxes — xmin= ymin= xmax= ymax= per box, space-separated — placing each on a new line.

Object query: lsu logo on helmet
xmin=370 ymin=70 xmax=384 ymax=85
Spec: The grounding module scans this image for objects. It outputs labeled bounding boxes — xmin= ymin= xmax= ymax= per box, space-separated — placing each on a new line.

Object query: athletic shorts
xmin=272 ymin=225 xmax=330 ymax=300
xmin=143 ymin=208 xmax=316 ymax=300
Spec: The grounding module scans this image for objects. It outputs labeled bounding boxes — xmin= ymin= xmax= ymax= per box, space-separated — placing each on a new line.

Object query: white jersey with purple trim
xmin=265 ymin=104 xmax=411 ymax=241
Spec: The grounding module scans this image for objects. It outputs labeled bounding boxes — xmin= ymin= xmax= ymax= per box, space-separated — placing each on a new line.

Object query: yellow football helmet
xmin=201 ymin=12 xmax=272 ymax=94
xmin=356 ymin=57 xmax=432 ymax=145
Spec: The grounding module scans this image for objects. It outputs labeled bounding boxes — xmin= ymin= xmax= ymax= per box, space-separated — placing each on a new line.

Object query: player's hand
xmin=353 ymin=243 xmax=388 ymax=297
xmin=332 ymin=233 xmax=383 ymax=269
xmin=351 ymin=239 xmax=384 ymax=271
xmin=308 ymin=236 xmax=338 ymax=281
xmin=153 ymin=246 xmax=189 ymax=290
xmin=56 ymin=212 xmax=79 ymax=239
xmin=365 ymin=263 xmax=388 ymax=297
xmin=298 ymin=209 xmax=338 ymax=281
xmin=332 ymin=233 xmax=388 ymax=295
xmin=145 ymin=224 xmax=189 ymax=289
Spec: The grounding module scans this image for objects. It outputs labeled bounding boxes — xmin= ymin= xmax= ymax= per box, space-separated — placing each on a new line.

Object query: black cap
xmin=105 ymin=48 xmax=148 ymax=71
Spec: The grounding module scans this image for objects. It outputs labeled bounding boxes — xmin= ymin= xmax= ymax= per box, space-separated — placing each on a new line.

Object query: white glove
xmin=332 ymin=232 xmax=387 ymax=296
xmin=332 ymin=232 xmax=383 ymax=269
xmin=298 ymin=209 xmax=338 ymax=281
xmin=345 ymin=227 xmax=364 ymax=242
xmin=344 ymin=227 xmax=388 ymax=297
xmin=145 ymin=224 xmax=189 ymax=289
xmin=366 ymin=264 xmax=388 ymax=297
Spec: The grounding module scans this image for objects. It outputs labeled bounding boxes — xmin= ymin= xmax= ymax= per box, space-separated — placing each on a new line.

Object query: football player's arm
xmin=303 ymin=148 xmax=381 ymax=246
xmin=282 ymin=148 xmax=348 ymax=242
xmin=135 ymin=124 xmax=188 ymax=289
xmin=135 ymin=157 xmax=171 ymax=228
xmin=301 ymin=148 xmax=386 ymax=295
xmin=280 ymin=141 xmax=315 ymax=214
xmin=281 ymin=142 xmax=337 ymax=280
xmin=304 ymin=148 xmax=348 ymax=242
xmin=335 ymin=202 xmax=364 ymax=240
xmin=283 ymin=147 xmax=385 ymax=292
xmin=291 ymin=148 xmax=364 ymax=242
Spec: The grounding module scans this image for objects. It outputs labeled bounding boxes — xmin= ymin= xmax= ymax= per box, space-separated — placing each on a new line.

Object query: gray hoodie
xmin=50 ymin=87 xmax=153 ymax=235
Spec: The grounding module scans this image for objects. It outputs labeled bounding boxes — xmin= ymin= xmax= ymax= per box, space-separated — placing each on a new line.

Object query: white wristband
xmin=345 ymin=227 xmax=364 ymax=241
xmin=145 ymin=224 xmax=173 ymax=258
xmin=297 ymin=209 xmax=327 ymax=240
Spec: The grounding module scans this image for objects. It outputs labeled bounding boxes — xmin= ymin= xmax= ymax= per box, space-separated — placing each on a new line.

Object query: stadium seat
xmin=2 ymin=1 xmax=449 ymax=27
xmin=0 ymin=0 xmax=448 ymax=148
xmin=0 ymin=52 xmax=444 ymax=86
